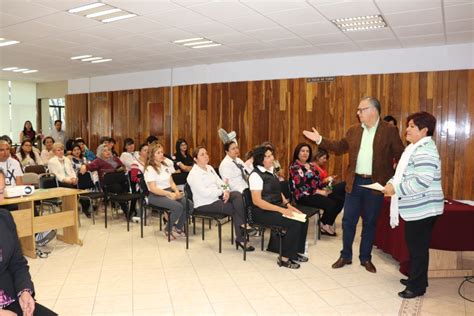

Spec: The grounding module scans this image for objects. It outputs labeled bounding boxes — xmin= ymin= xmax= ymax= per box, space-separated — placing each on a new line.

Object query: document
xmin=283 ymin=212 xmax=307 ymax=223
xmin=360 ymin=182 xmax=385 ymax=191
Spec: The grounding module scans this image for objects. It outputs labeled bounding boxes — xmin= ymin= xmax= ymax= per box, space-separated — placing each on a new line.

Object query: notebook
xmin=283 ymin=212 xmax=307 ymax=223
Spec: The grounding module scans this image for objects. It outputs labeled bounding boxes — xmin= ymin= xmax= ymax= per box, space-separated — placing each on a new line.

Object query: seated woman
xmin=16 ymin=139 xmax=43 ymax=169
xmin=187 ymin=146 xmax=256 ymax=250
xmin=289 ymin=144 xmax=344 ymax=236
xmin=249 ymin=145 xmax=308 ymax=269
xmin=69 ymin=144 xmax=86 ymax=173
xmin=119 ymin=138 xmax=137 ymax=172
xmin=130 ymin=144 xmax=148 ymax=184
xmin=48 ymin=143 xmax=91 ymax=218
xmin=314 ymin=148 xmax=346 ymax=200
xmin=40 ymin=137 xmax=55 ymax=163
xmin=173 ymin=138 xmax=193 ymax=172
xmin=74 ymin=138 xmax=95 ymax=161
xmin=144 ymin=143 xmax=189 ymax=239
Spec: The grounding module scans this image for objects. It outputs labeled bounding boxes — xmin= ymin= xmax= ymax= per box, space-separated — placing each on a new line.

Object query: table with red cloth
xmin=374 ymin=197 xmax=474 ymax=276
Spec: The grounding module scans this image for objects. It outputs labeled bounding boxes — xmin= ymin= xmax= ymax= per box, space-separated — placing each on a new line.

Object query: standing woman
xmin=16 ymin=139 xmax=44 ymax=168
xmin=144 ymin=143 xmax=188 ymax=239
xmin=19 ymin=120 xmax=36 ymax=142
xmin=40 ymin=137 xmax=55 ymax=163
xmin=383 ymin=111 xmax=443 ymax=299
xmin=119 ymin=138 xmax=137 ymax=171
xmin=173 ymin=138 xmax=193 ymax=172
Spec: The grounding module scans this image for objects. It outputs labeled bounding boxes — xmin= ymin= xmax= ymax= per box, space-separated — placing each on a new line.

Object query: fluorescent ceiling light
xmin=0 ymin=40 xmax=20 ymax=47
xmin=71 ymin=55 xmax=92 ymax=60
xmin=13 ymin=68 xmax=29 ymax=72
xmin=2 ymin=67 xmax=18 ymax=71
xmin=183 ymin=40 xmax=213 ymax=46
xmin=192 ymin=43 xmax=222 ymax=49
xmin=23 ymin=70 xmax=38 ymax=74
xmin=86 ymin=8 xmax=122 ymax=18
xmin=173 ymin=37 xmax=204 ymax=44
xmin=102 ymin=14 xmax=137 ymax=23
xmin=91 ymin=59 xmax=112 ymax=63
xmin=68 ymin=2 xmax=105 ymax=13
xmin=81 ymin=57 xmax=103 ymax=61
xmin=0 ymin=38 xmax=4 ymax=41
xmin=332 ymin=14 xmax=386 ymax=32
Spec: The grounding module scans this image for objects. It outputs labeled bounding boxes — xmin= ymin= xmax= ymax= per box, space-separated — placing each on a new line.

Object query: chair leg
xmin=140 ymin=203 xmax=144 ymax=239
xmin=218 ymin=223 xmax=222 ymax=253
xmin=192 ymin=217 xmax=196 ymax=235
xmin=261 ymin=228 xmax=265 ymax=251
xmin=209 ymin=219 xmax=212 ymax=229
xmin=167 ymin=212 xmax=171 ymax=243
xmin=159 ymin=212 xmax=162 ymax=231
xmin=104 ymin=200 xmax=108 ymax=228
xmin=231 ymin=218 xmax=234 ymax=245
xmin=278 ymin=232 xmax=283 ymax=263
xmin=201 ymin=218 xmax=205 ymax=241
xmin=186 ymin=212 xmax=189 ymax=250
xmin=126 ymin=202 xmax=130 ymax=232
xmin=317 ymin=212 xmax=321 ymax=240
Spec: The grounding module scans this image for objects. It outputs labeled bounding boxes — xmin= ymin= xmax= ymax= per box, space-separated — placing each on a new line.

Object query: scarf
xmin=390 ymin=136 xmax=431 ymax=228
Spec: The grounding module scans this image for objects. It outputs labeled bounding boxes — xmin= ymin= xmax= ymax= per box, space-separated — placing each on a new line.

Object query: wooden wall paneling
xmin=111 ymin=90 xmax=140 ymax=154
xmin=466 ymin=70 xmax=474 ymax=199
xmin=65 ymin=94 xmax=88 ymax=142
xmin=453 ymin=70 xmax=468 ymax=199
xmin=140 ymin=87 xmax=170 ymax=152
xmin=88 ymin=92 xmax=112 ymax=152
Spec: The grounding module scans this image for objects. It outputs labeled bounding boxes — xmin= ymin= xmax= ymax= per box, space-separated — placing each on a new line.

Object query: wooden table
xmin=0 ymin=188 xmax=83 ymax=258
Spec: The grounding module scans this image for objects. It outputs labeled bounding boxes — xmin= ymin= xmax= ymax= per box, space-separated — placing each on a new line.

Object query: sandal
xmin=293 ymin=254 xmax=309 ymax=262
xmin=173 ymin=227 xmax=186 ymax=237
xmin=277 ymin=258 xmax=300 ymax=269
xmin=164 ymin=230 xmax=177 ymax=240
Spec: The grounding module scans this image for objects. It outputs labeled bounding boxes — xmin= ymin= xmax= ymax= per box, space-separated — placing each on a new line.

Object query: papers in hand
xmin=282 ymin=212 xmax=307 ymax=222
xmin=360 ymin=182 xmax=385 ymax=191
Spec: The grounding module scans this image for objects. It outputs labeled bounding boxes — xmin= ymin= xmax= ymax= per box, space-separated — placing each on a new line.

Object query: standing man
xmin=303 ymin=96 xmax=404 ymax=273
xmin=219 ymin=141 xmax=251 ymax=194
xmin=50 ymin=120 xmax=66 ymax=145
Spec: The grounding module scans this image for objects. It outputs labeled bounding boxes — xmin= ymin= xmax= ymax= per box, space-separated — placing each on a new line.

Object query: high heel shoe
xmin=277 ymin=258 xmax=300 ymax=269
xmin=236 ymin=242 xmax=255 ymax=252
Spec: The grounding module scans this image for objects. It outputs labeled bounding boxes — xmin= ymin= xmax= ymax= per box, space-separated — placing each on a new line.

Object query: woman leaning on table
xmin=249 ymin=145 xmax=309 ymax=269
xmin=383 ymin=111 xmax=444 ymax=299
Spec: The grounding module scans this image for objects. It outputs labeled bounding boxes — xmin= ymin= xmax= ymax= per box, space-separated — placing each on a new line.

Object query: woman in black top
xmin=173 ymin=138 xmax=193 ymax=172
xmin=248 ymin=145 xmax=309 ymax=269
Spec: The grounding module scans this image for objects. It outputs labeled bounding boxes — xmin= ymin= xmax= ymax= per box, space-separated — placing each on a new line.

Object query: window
xmin=48 ymin=98 xmax=65 ymax=131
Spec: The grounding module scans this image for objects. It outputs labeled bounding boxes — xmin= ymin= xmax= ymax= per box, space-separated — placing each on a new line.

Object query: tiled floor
xmin=28 ymin=213 xmax=473 ymax=315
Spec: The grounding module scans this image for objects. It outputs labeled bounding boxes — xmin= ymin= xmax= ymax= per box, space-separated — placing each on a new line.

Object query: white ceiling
xmin=0 ymin=0 xmax=473 ymax=82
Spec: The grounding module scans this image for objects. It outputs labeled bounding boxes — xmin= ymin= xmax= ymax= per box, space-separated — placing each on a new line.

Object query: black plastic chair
xmin=38 ymin=173 xmax=62 ymax=215
xmin=184 ymin=183 xmax=234 ymax=253
xmin=77 ymin=171 xmax=104 ymax=224
xmin=286 ymin=179 xmax=321 ymax=240
xmin=171 ymin=172 xmax=188 ymax=186
xmin=241 ymin=188 xmax=286 ymax=261
xmin=102 ymin=171 xmax=142 ymax=231
xmin=133 ymin=172 xmax=172 ymax=240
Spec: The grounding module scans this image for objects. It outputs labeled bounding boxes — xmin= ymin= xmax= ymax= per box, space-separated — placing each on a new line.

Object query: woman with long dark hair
xmin=19 ymin=120 xmax=36 ymax=142
xmin=119 ymin=138 xmax=137 ymax=171
xmin=173 ymin=138 xmax=193 ymax=172
xmin=16 ymin=139 xmax=43 ymax=168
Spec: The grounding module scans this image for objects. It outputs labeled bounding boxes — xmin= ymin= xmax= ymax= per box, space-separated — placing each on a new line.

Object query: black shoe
xmin=278 ymin=258 xmax=300 ymax=269
xmin=241 ymin=226 xmax=258 ymax=237
xmin=293 ymin=254 xmax=309 ymax=263
xmin=398 ymin=289 xmax=424 ymax=299
xmin=236 ymin=242 xmax=255 ymax=252
xmin=400 ymin=278 xmax=408 ymax=286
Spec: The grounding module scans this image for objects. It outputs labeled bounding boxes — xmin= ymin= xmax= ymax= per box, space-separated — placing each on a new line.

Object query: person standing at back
xmin=303 ymin=96 xmax=404 ymax=273
xmin=49 ymin=120 xmax=66 ymax=145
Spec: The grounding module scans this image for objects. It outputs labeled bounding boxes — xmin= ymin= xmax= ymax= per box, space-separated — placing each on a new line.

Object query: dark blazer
xmin=0 ymin=209 xmax=35 ymax=300
xmin=320 ymin=119 xmax=404 ymax=193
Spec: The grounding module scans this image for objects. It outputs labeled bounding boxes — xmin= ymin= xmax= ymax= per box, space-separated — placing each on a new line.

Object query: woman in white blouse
xmin=144 ymin=143 xmax=188 ymax=239
xmin=119 ymin=138 xmax=138 ymax=171
xmin=40 ymin=136 xmax=55 ymax=163
xmin=187 ymin=146 xmax=256 ymax=251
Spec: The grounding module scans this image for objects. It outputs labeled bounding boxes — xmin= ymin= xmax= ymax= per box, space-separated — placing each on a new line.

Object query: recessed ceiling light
xmin=68 ymin=2 xmax=105 ymax=13
xmin=86 ymin=8 xmax=122 ymax=18
xmin=91 ymin=59 xmax=112 ymax=63
xmin=71 ymin=55 xmax=92 ymax=60
xmin=332 ymin=14 xmax=386 ymax=32
xmin=183 ymin=40 xmax=213 ymax=46
xmin=23 ymin=70 xmax=38 ymax=74
xmin=2 ymin=67 xmax=18 ymax=71
xmin=101 ymin=14 xmax=137 ymax=23
xmin=192 ymin=43 xmax=222 ymax=49
xmin=12 ymin=68 xmax=29 ymax=72
xmin=0 ymin=40 xmax=20 ymax=47
xmin=81 ymin=57 xmax=103 ymax=61
xmin=173 ymin=37 xmax=204 ymax=44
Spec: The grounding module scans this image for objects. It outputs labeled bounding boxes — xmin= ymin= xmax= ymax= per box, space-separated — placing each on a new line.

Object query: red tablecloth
xmin=374 ymin=198 xmax=474 ymax=276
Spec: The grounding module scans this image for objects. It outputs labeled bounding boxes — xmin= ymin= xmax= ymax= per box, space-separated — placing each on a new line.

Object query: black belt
xmin=356 ymin=173 xmax=372 ymax=179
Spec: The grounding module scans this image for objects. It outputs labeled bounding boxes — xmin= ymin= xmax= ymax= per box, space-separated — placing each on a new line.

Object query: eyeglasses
xmin=357 ymin=106 xmax=373 ymax=114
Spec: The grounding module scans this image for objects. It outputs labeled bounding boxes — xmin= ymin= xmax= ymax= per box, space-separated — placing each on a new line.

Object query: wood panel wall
xmin=65 ymin=69 xmax=474 ymax=199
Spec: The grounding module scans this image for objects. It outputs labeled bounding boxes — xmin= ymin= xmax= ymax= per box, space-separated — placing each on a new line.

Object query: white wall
xmin=68 ymin=43 xmax=474 ymax=94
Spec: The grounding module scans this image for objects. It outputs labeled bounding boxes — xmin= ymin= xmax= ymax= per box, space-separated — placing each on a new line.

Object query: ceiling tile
xmin=224 ymin=15 xmax=278 ymax=32
xmin=286 ymin=21 xmax=341 ymax=37
xmin=375 ymin=0 xmax=441 ymax=14
xmin=0 ymin=21 xmax=63 ymax=42
xmin=446 ymin=19 xmax=474 ymax=33
xmin=210 ymin=32 xmax=259 ymax=45
xmin=187 ymin=2 xmax=256 ymax=20
xmin=446 ymin=30 xmax=474 ymax=44
xmin=226 ymin=41 xmax=272 ymax=52
xmin=244 ymin=27 xmax=297 ymax=41
xmin=303 ymin=33 xmax=350 ymax=45
xmin=0 ymin=0 xmax=57 ymax=20
xmin=104 ymin=0 xmax=183 ymax=15
xmin=267 ymin=7 xmax=325 ymax=26
xmin=106 ymin=17 xmax=168 ymax=34
xmin=145 ymin=28 xmax=198 ymax=42
xmin=384 ymin=8 xmax=443 ymax=27
xmin=314 ymin=1 xmax=380 ymax=20
xmin=78 ymin=24 xmax=136 ymax=40
xmin=400 ymin=33 xmax=446 ymax=47
xmin=28 ymin=0 xmax=93 ymax=11
xmin=146 ymin=8 xmax=211 ymax=27
xmin=392 ymin=22 xmax=445 ymax=37
xmin=33 ymin=12 xmax=100 ymax=31
xmin=357 ymin=38 xmax=402 ymax=50
xmin=179 ymin=21 xmax=236 ymax=37
xmin=345 ymin=28 xmax=396 ymax=41
xmin=444 ymin=3 xmax=474 ymax=21
xmin=0 ymin=13 xmax=24 ymax=28
xmin=240 ymin=1 xmax=311 ymax=14
xmin=264 ymin=37 xmax=311 ymax=48
xmin=316 ymin=42 xmax=360 ymax=53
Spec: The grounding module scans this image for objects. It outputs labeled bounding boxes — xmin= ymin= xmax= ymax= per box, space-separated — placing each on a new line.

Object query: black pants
xmin=6 ymin=301 xmax=57 ymax=316
xmin=405 ymin=215 xmax=439 ymax=294
xmin=59 ymin=181 xmax=91 ymax=215
xmin=253 ymin=207 xmax=308 ymax=260
xmin=298 ymin=191 xmax=344 ymax=226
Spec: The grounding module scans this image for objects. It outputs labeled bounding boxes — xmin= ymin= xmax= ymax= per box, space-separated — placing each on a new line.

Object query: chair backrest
xmin=39 ymin=173 xmax=58 ymax=189
xmin=134 ymin=171 xmax=149 ymax=195
xmin=280 ymin=180 xmax=291 ymax=200
xmin=25 ymin=165 xmax=46 ymax=175
xmin=184 ymin=183 xmax=193 ymax=201
xmin=103 ymin=171 xmax=130 ymax=194
xmin=22 ymin=172 xmax=39 ymax=185
xmin=172 ymin=172 xmax=188 ymax=185
xmin=242 ymin=188 xmax=255 ymax=224
xmin=77 ymin=171 xmax=96 ymax=190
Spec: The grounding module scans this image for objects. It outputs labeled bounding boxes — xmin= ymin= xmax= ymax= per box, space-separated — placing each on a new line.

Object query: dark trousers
xmin=341 ymin=175 xmax=384 ymax=262
xmin=59 ymin=181 xmax=91 ymax=215
xmin=148 ymin=190 xmax=189 ymax=232
xmin=195 ymin=192 xmax=246 ymax=243
xmin=6 ymin=301 xmax=57 ymax=316
xmin=405 ymin=215 xmax=439 ymax=294
xmin=298 ymin=192 xmax=344 ymax=226
xmin=253 ymin=207 xmax=308 ymax=260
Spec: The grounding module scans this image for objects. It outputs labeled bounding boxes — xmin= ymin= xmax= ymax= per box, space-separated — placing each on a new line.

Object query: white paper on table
xmin=359 ymin=182 xmax=385 ymax=191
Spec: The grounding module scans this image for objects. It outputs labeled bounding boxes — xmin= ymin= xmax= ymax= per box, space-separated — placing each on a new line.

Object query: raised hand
xmin=303 ymin=127 xmax=321 ymax=143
